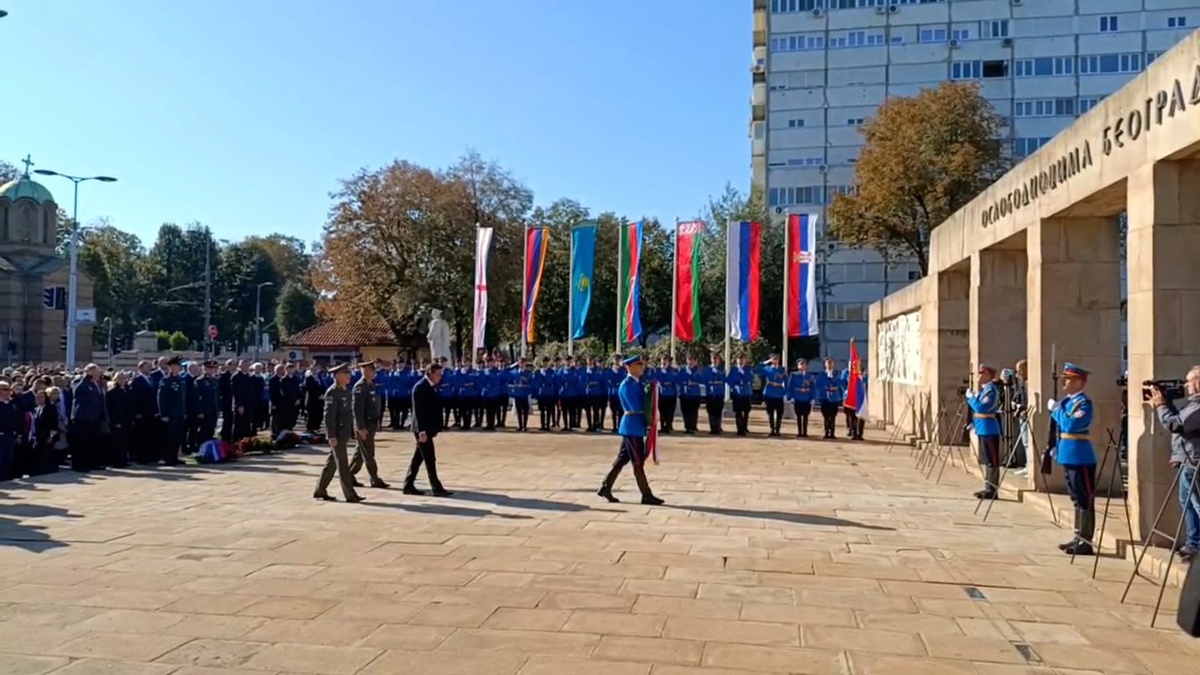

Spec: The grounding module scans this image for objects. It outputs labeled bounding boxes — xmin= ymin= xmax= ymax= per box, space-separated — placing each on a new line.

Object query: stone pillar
xmin=927 ymin=267 xmax=970 ymax=445
xmin=1125 ymin=159 xmax=1200 ymax=542
xmin=1027 ymin=216 xmax=1123 ymax=493
xmin=970 ymin=248 xmax=1028 ymax=374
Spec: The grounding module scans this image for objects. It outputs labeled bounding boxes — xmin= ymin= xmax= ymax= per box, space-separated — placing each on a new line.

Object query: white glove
xmin=1047 ymin=399 xmax=1058 ymax=412
xmin=965 ymin=390 xmax=975 ymax=400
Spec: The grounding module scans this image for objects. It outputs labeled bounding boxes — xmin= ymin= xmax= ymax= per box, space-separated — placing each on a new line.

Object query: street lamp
xmin=33 ymin=168 xmax=118 ymax=369
xmin=254 ymin=281 xmax=274 ymax=360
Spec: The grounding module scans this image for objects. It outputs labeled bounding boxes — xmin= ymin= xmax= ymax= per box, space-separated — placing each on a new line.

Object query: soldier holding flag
xmin=597 ymin=355 xmax=663 ymax=506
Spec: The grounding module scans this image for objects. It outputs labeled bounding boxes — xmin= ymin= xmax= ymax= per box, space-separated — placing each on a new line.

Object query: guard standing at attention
xmin=349 ymin=361 xmax=389 ymax=489
xmin=679 ymin=355 xmax=704 ymax=435
xmin=655 ymin=356 xmax=679 ymax=434
xmin=607 ymin=356 xmax=626 ymax=433
xmin=815 ymin=358 xmax=845 ymax=439
xmin=966 ymin=364 xmax=1002 ymax=500
xmin=787 ymin=359 xmax=815 ymax=437
xmin=597 ymin=355 xmax=664 ymax=506
xmin=757 ymin=354 xmax=788 ymax=436
xmin=157 ymin=357 xmax=187 ymax=466
xmin=192 ymin=361 xmax=219 ymax=451
xmin=456 ymin=359 xmax=480 ymax=430
xmin=703 ymin=354 xmax=727 ymax=435
xmin=509 ymin=359 xmax=534 ymax=432
xmin=314 ymin=364 xmax=363 ymax=503
xmin=727 ymin=355 xmax=754 ymax=436
xmin=1050 ymin=363 xmax=1097 ymax=555
xmin=585 ymin=356 xmax=607 ymax=432
xmin=534 ymin=357 xmax=558 ymax=431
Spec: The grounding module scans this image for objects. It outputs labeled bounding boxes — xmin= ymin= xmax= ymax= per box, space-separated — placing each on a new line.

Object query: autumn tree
xmin=828 ymin=82 xmax=1008 ymax=275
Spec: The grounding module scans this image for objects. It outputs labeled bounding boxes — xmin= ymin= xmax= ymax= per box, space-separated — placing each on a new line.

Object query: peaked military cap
xmin=622 ymin=355 xmax=643 ymax=366
xmin=1062 ymin=362 xmax=1090 ymax=378
xmin=978 ymin=364 xmax=996 ymax=375
xmin=329 ymin=363 xmax=350 ymax=374
xmin=356 ymin=361 xmax=376 ymax=370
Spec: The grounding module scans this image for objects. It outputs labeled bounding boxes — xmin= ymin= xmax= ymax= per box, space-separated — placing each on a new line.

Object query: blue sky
xmin=2 ymin=1 xmax=750 ymax=247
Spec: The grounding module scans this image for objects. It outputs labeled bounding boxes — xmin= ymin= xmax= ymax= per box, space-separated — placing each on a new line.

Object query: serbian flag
xmin=472 ymin=226 xmax=494 ymax=351
xmin=646 ymin=382 xmax=660 ymax=464
xmin=786 ymin=213 xmax=819 ymax=337
xmin=845 ymin=337 xmax=868 ymax=418
xmin=673 ymin=220 xmax=704 ymax=342
xmin=521 ymin=227 xmax=549 ymax=344
xmin=617 ymin=221 xmax=644 ymax=345
xmin=726 ymin=220 xmax=761 ymax=341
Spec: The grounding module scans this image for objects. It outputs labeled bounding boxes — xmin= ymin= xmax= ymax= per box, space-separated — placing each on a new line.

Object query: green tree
xmin=0 ymin=159 xmax=16 ymax=183
xmin=244 ymin=234 xmax=312 ymax=289
xmin=275 ymin=282 xmax=318 ymax=339
xmin=79 ymin=218 xmax=148 ymax=343
xmin=168 ymin=331 xmax=188 ymax=351
xmin=827 ymin=82 xmax=1008 ymax=275
xmin=216 ymin=241 xmax=279 ymax=347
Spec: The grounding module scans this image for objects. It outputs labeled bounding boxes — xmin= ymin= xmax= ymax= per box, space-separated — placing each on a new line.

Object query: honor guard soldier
xmin=157 ymin=357 xmax=187 ymax=466
xmin=607 ymin=356 xmax=626 ymax=433
xmin=757 ymin=354 xmax=788 ymax=436
xmin=815 ymin=358 xmax=844 ymax=439
xmin=509 ymin=359 xmax=534 ymax=431
xmin=679 ymin=355 xmax=704 ymax=434
xmin=395 ymin=359 xmax=417 ymax=429
xmin=534 ymin=357 xmax=558 ymax=431
xmin=482 ymin=359 xmax=503 ymax=430
xmin=655 ymin=356 xmax=679 ymax=434
xmin=967 ymin=364 xmax=1003 ymax=500
xmin=787 ymin=359 xmax=815 ymax=437
xmin=727 ymin=355 xmax=754 ymax=436
xmin=1050 ymin=363 xmax=1097 ymax=555
xmin=703 ymin=354 xmax=726 ymax=435
xmin=314 ymin=364 xmax=364 ymax=502
xmin=456 ymin=360 xmax=480 ymax=429
xmin=348 ymin=361 xmax=388 ymax=488
xmin=597 ymin=355 xmax=663 ymax=506
xmin=585 ymin=356 xmax=607 ymax=432
xmin=560 ymin=356 xmax=583 ymax=430
xmin=438 ymin=358 xmax=458 ymax=428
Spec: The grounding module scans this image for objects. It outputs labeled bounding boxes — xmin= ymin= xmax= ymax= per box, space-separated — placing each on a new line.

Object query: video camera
xmin=1142 ymin=379 xmax=1187 ymax=402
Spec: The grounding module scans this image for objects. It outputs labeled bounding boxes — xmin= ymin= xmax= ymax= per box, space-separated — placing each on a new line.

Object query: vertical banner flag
xmin=472 ymin=226 xmax=494 ymax=352
xmin=726 ymin=220 xmax=762 ymax=342
xmin=617 ymin=220 xmax=645 ymax=345
xmin=845 ymin=337 xmax=868 ymax=419
xmin=570 ymin=221 xmax=597 ymax=340
xmin=521 ymin=227 xmax=549 ymax=344
xmin=673 ymin=221 xmax=704 ymax=342
xmin=786 ymin=213 xmax=819 ymax=337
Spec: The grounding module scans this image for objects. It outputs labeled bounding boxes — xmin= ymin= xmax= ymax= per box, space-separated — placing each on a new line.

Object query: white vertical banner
xmin=473 ymin=226 xmax=494 ymax=354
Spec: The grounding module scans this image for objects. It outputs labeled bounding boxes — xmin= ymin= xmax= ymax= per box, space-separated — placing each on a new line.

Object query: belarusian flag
xmin=673 ymin=220 xmax=703 ymax=342
xmin=617 ymin=221 xmax=644 ymax=347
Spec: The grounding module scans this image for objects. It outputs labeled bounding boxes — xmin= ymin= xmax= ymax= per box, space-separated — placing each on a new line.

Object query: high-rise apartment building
xmin=751 ymin=0 xmax=1195 ymax=365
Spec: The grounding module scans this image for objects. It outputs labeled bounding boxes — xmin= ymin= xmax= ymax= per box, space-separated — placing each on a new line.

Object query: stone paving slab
xmin=1 ymin=415 xmax=1198 ymax=674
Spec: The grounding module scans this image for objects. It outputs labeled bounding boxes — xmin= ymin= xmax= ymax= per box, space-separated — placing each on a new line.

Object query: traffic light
xmin=59 ymin=334 xmax=67 ymax=351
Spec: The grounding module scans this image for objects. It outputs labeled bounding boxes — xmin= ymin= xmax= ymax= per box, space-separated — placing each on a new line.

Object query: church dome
xmin=0 ymin=175 xmax=56 ymax=206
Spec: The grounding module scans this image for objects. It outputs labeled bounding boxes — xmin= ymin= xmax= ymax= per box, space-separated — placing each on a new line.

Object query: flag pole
xmin=520 ymin=224 xmax=529 ymax=359
xmin=670 ymin=217 xmax=678 ymax=361
xmin=781 ymin=210 xmax=790 ymax=370
xmin=616 ymin=222 xmax=623 ymax=354
xmin=723 ymin=218 xmax=732 ymax=403
xmin=567 ymin=224 xmax=575 ymax=357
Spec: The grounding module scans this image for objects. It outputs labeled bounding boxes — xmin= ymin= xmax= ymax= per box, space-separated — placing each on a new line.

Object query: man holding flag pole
xmin=844 ymin=338 xmax=868 ymax=441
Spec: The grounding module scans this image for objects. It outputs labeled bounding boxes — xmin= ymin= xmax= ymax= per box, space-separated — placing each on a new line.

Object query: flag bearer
xmin=509 ymin=359 xmax=534 ymax=432
xmin=585 ymin=356 xmax=607 ymax=432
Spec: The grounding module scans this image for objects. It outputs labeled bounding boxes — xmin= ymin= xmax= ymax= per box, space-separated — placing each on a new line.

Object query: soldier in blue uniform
xmin=396 ymin=359 xmax=417 ymax=430
xmin=757 ymin=354 xmax=788 ymax=436
xmin=597 ymin=355 xmax=663 ymax=506
xmin=456 ymin=359 xmax=480 ymax=429
xmin=679 ymin=355 xmax=704 ymax=435
xmin=534 ymin=357 xmax=558 ymax=431
xmin=703 ymin=354 xmax=727 ymax=435
xmin=583 ymin=356 xmax=606 ymax=432
xmin=437 ymin=358 xmax=458 ymax=428
xmin=727 ymin=355 xmax=754 ymax=436
xmin=655 ymin=356 xmax=679 ymax=434
xmin=482 ymin=358 xmax=504 ymax=431
xmin=1050 ymin=362 xmax=1097 ymax=555
xmin=560 ymin=356 xmax=584 ymax=430
xmin=496 ymin=356 xmax=511 ymax=428
xmin=815 ymin=358 xmax=845 ymax=439
xmin=787 ymin=359 xmax=815 ymax=437
xmin=157 ymin=356 xmax=188 ymax=466
xmin=509 ymin=359 xmax=534 ymax=431
xmin=966 ymin=364 xmax=1002 ymax=500
xmin=607 ymin=355 xmax=626 ymax=433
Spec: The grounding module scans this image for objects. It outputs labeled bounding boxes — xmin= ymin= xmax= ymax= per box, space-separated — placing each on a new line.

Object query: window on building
xmin=824 ymin=264 xmax=846 ymax=284
xmin=847 ymin=118 xmax=865 ymax=126
xmin=981 ymin=60 xmax=1008 ymax=78
xmin=1168 ymin=16 xmax=1187 ymax=28
xmin=951 ymin=28 xmax=971 ymax=42
xmin=919 ymin=27 xmax=948 ymax=43
xmin=844 ymin=304 xmax=866 ymax=322
xmin=1147 ymin=51 xmax=1162 ymax=64
xmin=1079 ymin=53 xmax=1142 ymax=75
xmin=772 ymin=0 xmax=825 ymax=13
xmin=986 ymin=20 xmax=1009 ymax=38
xmin=1014 ymin=98 xmax=1075 ymax=117
xmin=1078 ymin=97 xmax=1102 ymax=113
xmin=1099 ymin=16 xmax=1118 ymax=32
xmin=863 ymin=263 xmax=885 ymax=282
xmin=890 ymin=35 xmax=903 ymax=45
xmin=787 ymin=118 xmax=805 ymax=128
xmin=1013 ymin=137 xmax=1052 ymax=159
xmin=951 ymin=60 xmax=981 ymax=80
xmin=907 ymin=269 xmax=921 ymax=281
xmin=753 ymin=122 xmax=765 ymax=139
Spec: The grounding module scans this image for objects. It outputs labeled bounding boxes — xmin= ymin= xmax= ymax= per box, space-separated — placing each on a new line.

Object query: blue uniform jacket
xmin=757 ymin=365 xmax=787 ymax=400
xmin=483 ymin=368 xmax=505 ymax=399
xmin=704 ymin=366 xmax=726 ymax=399
xmin=1054 ymin=391 xmax=1096 ymax=465
xmin=458 ymin=369 xmax=481 ymax=399
xmin=606 ymin=367 xmax=626 ymax=397
xmin=787 ymin=372 xmax=815 ymax=402
xmin=585 ymin=368 xmax=606 ymax=397
xmin=397 ymin=369 xmax=417 ymax=397
xmin=437 ymin=370 xmax=457 ymax=399
xmin=559 ymin=367 xmax=583 ymax=397
xmin=966 ymin=381 xmax=1001 ymax=436
xmin=157 ymin=374 xmax=187 ymax=420
xmin=617 ymin=375 xmax=647 ymax=437
xmin=815 ymin=371 xmax=845 ymax=404
xmin=680 ymin=367 xmax=704 ymax=398
xmin=534 ymin=369 xmax=558 ymax=399
xmin=656 ymin=367 xmax=679 ymax=397
xmin=375 ymin=371 xmax=394 ymax=397
xmin=727 ymin=367 xmax=754 ymax=399
xmin=509 ymin=369 xmax=533 ymax=398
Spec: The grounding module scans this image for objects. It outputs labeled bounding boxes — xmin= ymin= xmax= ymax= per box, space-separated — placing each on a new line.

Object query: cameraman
xmin=1149 ymin=366 xmax=1200 ymax=562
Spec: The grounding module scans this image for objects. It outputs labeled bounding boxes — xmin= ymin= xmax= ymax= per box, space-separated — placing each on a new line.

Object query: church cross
xmin=20 ymin=154 xmax=33 ymax=176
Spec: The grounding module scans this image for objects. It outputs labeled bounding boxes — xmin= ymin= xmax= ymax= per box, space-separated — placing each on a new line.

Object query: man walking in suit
xmin=404 ymin=363 xmax=452 ymax=497
xmin=597 ymin=355 xmax=664 ymax=505
xmin=313 ymin=364 xmax=363 ymax=503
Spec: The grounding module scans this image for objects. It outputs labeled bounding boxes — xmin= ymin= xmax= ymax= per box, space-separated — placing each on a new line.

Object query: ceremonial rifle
xmin=1040 ymin=344 xmax=1059 ymax=475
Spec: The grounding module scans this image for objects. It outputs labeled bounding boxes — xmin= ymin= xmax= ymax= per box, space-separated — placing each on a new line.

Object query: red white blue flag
xmin=786 ymin=213 xmax=819 ymax=337
xmin=521 ymin=227 xmax=549 ymax=344
xmin=845 ymin=337 xmax=868 ymax=418
xmin=725 ymin=220 xmax=761 ymax=342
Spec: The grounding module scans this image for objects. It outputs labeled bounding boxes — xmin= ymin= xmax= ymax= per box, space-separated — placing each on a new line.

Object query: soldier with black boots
xmin=966 ymin=364 xmax=1002 ymax=501
xmin=1050 ymin=362 xmax=1098 ymax=556
xmin=703 ymin=354 xmax=726 ymax=435
xmin=314 ymin=364 xmax=363 ymax=503
xmin=157 ymin=357 xmax=187 ymax=466
xmin=727 ymin=355 xmax=754 ymax=436
xmin=349 ymin=361 xmax=389 ymax=489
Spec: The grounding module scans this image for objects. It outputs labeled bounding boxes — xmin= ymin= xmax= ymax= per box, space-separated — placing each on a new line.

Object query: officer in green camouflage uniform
xmin=313 ymin=364 xmax=363 ymax=503
xmin=349 ymin=361 xmax=390 ymax=488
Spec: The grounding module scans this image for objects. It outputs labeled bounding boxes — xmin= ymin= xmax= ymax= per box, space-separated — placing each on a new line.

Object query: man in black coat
xmin=404 ymin=363 xmax=452 ymax=497
xmin=304 ymin=365 xmax=326 ymax=432
xmin=130 ymin=361 xmax=159 ymax=463
xmin=218 ymin=360 xmax=234 ymax=441
xmin=71 ymin=363 xmax=109 ymax=472
xmin=231 ymin=360 xmax=256 ymax=441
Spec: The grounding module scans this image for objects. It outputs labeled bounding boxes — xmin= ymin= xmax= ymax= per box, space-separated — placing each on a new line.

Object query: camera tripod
xmin=883 ymin=394 xmax=915 ymax=454
xmin=1075 ymin=427 xmax=1135 ymax=579
xmin=915 ymin=397 xmax=970 ymax=482
xmin=974 ymin=405 xmax=1055 ymax=522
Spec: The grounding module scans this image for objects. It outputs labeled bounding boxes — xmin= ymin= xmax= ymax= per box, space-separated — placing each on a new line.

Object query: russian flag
xmin=846 ymin=337 xmax=867 ymax=418
xmin=725 ymin=221 xmax=761 ymax=342
xmin=786 ymin=213 xmax=819 ymax=337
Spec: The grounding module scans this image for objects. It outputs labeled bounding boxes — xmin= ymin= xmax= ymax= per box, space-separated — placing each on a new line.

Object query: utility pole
xmin=203 ymin=234 xmax=212 ymax=358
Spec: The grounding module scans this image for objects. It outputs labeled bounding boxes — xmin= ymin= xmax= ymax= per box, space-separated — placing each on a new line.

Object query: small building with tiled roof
xmin=283 ymin=316 xmax=416 ymax=364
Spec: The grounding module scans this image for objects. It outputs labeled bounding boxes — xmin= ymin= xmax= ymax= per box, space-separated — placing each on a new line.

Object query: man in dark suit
xmin=404 ymin=363 xmax=452 ymax=497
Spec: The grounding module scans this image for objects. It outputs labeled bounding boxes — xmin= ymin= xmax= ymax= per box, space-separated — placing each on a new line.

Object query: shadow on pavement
xmin=447 ymin=490 xmax=622 ymax=514
xmin=0 ymin=499 xmax=79 ymax=552
xmin=671 ymin=504 xmax=895 ymax=531
xmin=360 ymin=499 xmax=531 ymax=520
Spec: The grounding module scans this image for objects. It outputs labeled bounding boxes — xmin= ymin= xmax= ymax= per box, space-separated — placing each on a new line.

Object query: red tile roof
xmin=285 ymin=317 xmax=398 ymax=348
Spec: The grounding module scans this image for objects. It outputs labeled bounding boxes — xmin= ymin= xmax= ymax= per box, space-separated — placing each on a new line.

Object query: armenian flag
xmin=521 ymin=227 xmax=549 ymax=344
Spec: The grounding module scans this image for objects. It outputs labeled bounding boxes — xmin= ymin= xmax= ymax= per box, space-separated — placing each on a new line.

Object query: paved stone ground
xmin=1 ymin=415 xmax=1197 ymax=675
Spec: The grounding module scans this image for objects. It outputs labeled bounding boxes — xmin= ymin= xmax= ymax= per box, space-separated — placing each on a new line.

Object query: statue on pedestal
xmin=427 ymin=308 xmax=452 ymax=361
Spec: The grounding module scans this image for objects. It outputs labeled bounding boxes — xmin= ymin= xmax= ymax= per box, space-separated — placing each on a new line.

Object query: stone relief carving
xmin=878 ymin=311 xmax=922 ymax=385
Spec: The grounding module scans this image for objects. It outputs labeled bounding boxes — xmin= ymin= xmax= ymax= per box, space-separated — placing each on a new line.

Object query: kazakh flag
xmin=570 ymin=221 xmax=597 ymax=340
